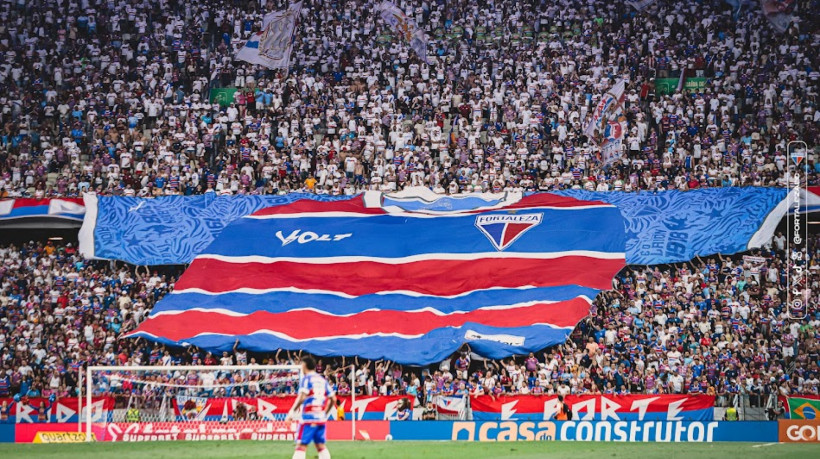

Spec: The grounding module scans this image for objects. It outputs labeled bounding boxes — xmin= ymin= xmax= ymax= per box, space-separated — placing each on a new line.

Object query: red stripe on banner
xmin=503 ymin=193 xmax=611 ymax=209
xmin=250 ymin=197 xmax=385 ymax=216
xmin=9 ymin=198 xmax=84 ymax=209
xmin=248 ymin=194 xmax=608 ymax=218
xmin=131 ymin=298 xmax=591 ymax=341
xmin=174 ymin=256 xmax=623 ymax=295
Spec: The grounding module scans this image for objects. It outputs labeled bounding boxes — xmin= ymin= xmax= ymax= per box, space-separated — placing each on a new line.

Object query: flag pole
xmin=350 ymin=364 xmax=356 ymax=440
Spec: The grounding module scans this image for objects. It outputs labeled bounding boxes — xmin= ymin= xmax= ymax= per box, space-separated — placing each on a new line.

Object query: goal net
xmin=85 ymin=365 xmax=301 ymax=442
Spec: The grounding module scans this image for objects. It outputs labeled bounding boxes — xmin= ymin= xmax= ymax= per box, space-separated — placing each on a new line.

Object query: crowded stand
xmin=0 ymin=0 xmax=817 ymax=423
xmin=0 ymin=234 xmax=817 ymax=410
xmin=0 ymin=0 xmax=816 ymax=199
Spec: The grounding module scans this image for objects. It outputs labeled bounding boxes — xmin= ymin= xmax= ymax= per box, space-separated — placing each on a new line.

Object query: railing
xmin=719 ymin=393 xmax=782 ymax=421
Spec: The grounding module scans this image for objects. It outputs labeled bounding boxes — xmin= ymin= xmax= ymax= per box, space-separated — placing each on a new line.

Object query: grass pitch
xmin=1 ymin=441 xmax=818 ymax=459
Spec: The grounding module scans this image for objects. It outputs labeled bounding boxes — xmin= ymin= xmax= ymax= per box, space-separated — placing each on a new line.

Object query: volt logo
xmin=276 ymin=230 xmax=353 ymax=246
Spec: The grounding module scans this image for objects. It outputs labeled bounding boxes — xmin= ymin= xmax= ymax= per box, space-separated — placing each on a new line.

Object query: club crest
xmin=475 ymin=213 xmax=543 ymax=251
xmin=791 ymin=149 xmax=805 ymax=166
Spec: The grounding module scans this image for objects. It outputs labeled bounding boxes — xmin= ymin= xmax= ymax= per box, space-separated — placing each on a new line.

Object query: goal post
xmin=84 ymin=364 xmax=302 ymax=442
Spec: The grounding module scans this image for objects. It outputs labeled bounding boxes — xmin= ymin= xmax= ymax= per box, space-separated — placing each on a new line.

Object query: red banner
xmin=170 ymin=395 xmax=413 ymax=421
xmin=470 ymin=394 xmax=715 ymax=421
xmin=15 ymin=423 xmax=85 ymax=443
xmin=1 ymin=395 xmax=413 ymax=424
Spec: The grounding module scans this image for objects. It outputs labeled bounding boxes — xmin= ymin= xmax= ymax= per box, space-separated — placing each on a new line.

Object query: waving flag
xmin=584 ymin=79 xmax=626 ymax=138
xmin=759 ymin=0 xmax=794 ymax=33
xmin=236 ymin=2 xmax=301 ymax=69
xmin=627 ymin=0 xmax=657 ymax=10
xmin=584 ymin=79 xmax=627 ymax=164
xmin=375 ymin=1 xmax=428 ymax=62
xmin=236 ymin=32 xmax=277 ymax=68
xmin=787 ymin=396 xmax=820 ymax=419
xmin=435 ymin=396 xmax=468 ymax=419
xmin=127 ymin=194 xmax=625 ymax=364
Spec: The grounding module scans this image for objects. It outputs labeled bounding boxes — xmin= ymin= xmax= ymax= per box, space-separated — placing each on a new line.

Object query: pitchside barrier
xmin=6 ymin=420 xmax=820 ymax=443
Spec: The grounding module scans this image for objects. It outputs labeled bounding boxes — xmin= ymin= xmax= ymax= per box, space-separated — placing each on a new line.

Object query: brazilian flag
xmin=788 ymin=397 xmax=820 ymax=419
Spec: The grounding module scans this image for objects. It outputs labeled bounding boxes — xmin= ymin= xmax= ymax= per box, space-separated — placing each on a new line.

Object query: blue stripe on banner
xmin=205 ymin=206 xmax=626 ymax=259
xmin=2 ymin=206 xmax=83 ymax=220
xmin=151 ymin=285 xmax=601 ymax=315
xmin=130 ymin=322 xmax=575 ymax=365
xmin=246 ymin=40 xmax=259 ymax=49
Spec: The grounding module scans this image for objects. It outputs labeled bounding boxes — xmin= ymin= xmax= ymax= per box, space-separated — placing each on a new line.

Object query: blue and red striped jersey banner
xmin=128 ymin=194 xmax=626 ymax=365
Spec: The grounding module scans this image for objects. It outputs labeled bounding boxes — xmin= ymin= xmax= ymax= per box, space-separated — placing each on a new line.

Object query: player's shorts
xmin=296 ymin=422 xmax=327 ymax=445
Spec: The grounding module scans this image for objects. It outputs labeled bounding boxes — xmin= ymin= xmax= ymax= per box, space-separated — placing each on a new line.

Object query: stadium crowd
xmin=0 ymin=0 xmax=815 ymax=199
xmin=0 ymin=233 xmax=817 ymax=409
xmin=0 ymin=0 xmax=818 ymax=419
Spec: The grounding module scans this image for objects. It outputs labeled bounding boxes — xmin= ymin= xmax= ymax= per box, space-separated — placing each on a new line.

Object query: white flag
xmin=375 ymin=1 xmax=428 ymax=63
xmin=236 ymin=2 xmax=302 ymax=70
xmin=584 ymin=79 xmax=626 ymax=138
xmin=236 ymin=32 xmax=279 ymax=68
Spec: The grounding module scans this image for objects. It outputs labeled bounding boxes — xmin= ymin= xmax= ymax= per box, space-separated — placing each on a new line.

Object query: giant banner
xmin=126 ymin=194 xmax=627 ymax=364
xmin=470 ymin=395 xmax=714 ymax=422
xmin=79 ymin=187 xmax=788 ymax=267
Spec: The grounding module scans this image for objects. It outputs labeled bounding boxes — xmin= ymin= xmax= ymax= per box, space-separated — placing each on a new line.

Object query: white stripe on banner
xmin=48 ymin=199 xmax=86 ymax=215
xmin=0 ymin=200 xmax=14 ymax=216
xmin=78 ymin=193 xmax=99 ymax=259
xmin=172 ymin=285 xmax=575 ymax=299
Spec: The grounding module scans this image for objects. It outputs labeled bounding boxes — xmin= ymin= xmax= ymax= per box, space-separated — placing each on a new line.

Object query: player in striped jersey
xmin=285 ymin=357 xmax=336 ymax=459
